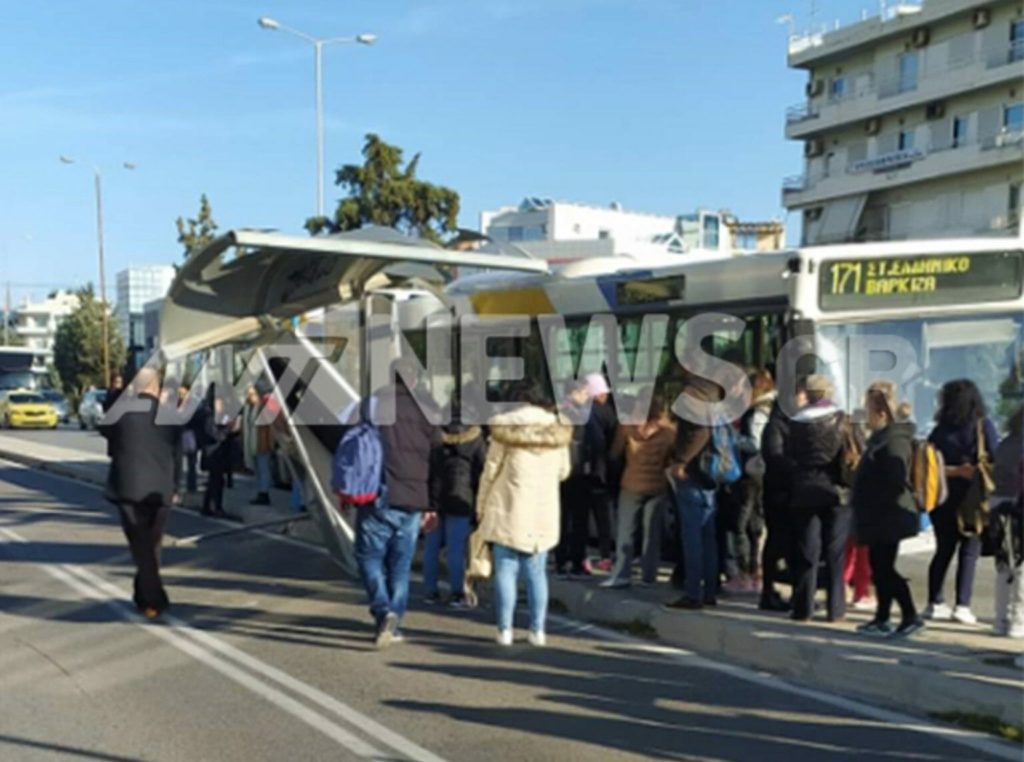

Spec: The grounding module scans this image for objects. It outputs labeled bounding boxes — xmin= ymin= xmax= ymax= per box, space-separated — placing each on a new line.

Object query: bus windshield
xmin=816 ymin=311 xmax=1023 ymax=432
xmin=815 ymin=307 xmax=1024 ymax=428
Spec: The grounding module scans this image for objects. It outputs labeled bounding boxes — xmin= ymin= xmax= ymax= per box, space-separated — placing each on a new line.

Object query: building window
xmin=898 ymin=129 xmax=915 ymax=151
xmin=1011 ymin=19 xmax=1024 ymax=62
xmin=897 ymin=51 xmax=918 ymax=93
xmin=702 ymin=214 xmax=720 ymax=249
xmin=507 ymin=226 xmax=524 ymax=242
xmin=829 ymin=77 xmax=847 ymax=101
xmin=951 ymin=116 xmax=967 ymax=148
xmin=597 ymin=229 xmax=611 ymax=240
xmin=1010 ymin=183 xmax=1022 ymax=228
xmin=1004 ymin=103 xmax=1024 ymax=133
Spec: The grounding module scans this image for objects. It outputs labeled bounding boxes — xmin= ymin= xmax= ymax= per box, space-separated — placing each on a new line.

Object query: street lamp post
xmin=257 ymin=17 xmax=376 ymax=219
xmin=60 ymin=157 xmax=136 ymax=389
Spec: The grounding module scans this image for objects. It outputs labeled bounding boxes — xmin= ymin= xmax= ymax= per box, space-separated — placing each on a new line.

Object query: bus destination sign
xmin=819 ymin=250 xmax=1023 ymax=311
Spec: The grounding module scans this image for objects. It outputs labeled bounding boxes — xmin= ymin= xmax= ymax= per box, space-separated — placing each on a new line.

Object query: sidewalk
xmin=0 ymin=433 xmax=1021 ymax=729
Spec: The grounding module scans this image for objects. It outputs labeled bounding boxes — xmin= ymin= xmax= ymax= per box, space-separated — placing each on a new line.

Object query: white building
xmin=480 ymin=198 xmax=783 ymax=262
xmin=116 ymin=265 xmax=175 ymax=366
xmin=783 ymin=0 xmax=1024 ymax=244
xmin=12 ymin=290 xmax=80 ymax=356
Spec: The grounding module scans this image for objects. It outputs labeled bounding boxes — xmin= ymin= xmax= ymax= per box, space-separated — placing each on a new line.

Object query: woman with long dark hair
xmin=925 ymin=379 xmax=999 ymax=625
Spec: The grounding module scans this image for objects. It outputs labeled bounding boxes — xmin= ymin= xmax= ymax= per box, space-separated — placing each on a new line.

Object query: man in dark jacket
xmin=99 ymin=367 xmax=179 ymax=618
xmin=356 ymin=359 xmax=441 ymax=649
xmin=786 ymin=374 xmax=851 ymax=622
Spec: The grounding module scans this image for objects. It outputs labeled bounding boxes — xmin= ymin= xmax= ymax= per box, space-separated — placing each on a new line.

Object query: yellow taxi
xmin=1 ymin=390 xmax=60 ymax=429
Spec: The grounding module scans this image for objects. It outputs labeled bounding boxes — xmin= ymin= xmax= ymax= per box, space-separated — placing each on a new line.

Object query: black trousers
xmin=792 ymin=503 xmax=851 ymax=621
xmin=204 ymin=465 xmax=226 ymax=513
xmin=869 ymin=541 xmax=916 ymax=625
xmin=927 ymin=501 xmax=981 ymax=607
xmin=557 ymin=476 xmax=590 ymax=570
xmin=117 ymin=501 xmax=170 ymax=612
xmin=719 ymin=478 xmax=764 ymax=578
xmin=581 ymin=479 xmax=613 ymax=561
xmin=761 ymin=495 xmax=793 ymax=596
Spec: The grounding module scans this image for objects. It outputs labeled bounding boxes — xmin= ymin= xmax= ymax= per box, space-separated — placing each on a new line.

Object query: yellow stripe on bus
xmin=469 ymin=288 xmax=555 ymax=316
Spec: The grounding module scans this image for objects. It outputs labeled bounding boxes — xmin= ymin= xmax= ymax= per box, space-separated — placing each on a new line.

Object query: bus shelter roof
xmin=159 ymin=227 xmax=549 ymax=357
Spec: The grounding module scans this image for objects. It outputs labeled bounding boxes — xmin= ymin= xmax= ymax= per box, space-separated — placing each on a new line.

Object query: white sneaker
xmin=923 ymin=602 xmax=953 ymax=620
xmin=951 ymin=606 xmax=978 ymax=625
xmin=528 ymin=630 xmax=546 ymax=647
xmin=496 ymin=629 xmax=513 ymax=647
xmin=852 ymin=598 xmax=877 ymax=612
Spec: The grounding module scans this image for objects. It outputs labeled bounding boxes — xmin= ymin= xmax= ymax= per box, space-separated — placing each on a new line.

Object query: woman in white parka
xmin=477 ymin=385 xmax=572 ymax=647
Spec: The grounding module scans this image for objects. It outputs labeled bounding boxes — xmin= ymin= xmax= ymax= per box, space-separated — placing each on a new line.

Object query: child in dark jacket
xmin=424 ymin=418 xmax=487 ymax=607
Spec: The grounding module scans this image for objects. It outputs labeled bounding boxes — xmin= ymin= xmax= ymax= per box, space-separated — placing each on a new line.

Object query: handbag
xmin=466 ymin=528 xmax=493 ymax=581
xmin=956 ymin=420 xmax=995 ymax=538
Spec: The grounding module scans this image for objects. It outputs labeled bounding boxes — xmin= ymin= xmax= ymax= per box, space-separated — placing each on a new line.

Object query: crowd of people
xmin=98 ymin=360 xmax=1023 ymax=655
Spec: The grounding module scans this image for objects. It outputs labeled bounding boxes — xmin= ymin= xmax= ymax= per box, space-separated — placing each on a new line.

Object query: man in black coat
xmin=99 ymin=367 xmax=180 ymax=617
xmin=355 ymin=359 xmax=441 ymax=649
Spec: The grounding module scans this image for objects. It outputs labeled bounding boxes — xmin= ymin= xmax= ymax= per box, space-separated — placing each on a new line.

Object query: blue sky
xmin=1 ymin=0 xmax=878 ymax=303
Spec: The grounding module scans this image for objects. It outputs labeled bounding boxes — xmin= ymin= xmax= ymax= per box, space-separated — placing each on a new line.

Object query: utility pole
xmin=3 ymin=281 xmax=9 ymax=345
xmin=94 ymin=171 xmax=110 ymax=389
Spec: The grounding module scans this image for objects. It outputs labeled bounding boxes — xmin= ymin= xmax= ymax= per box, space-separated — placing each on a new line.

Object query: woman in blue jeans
xmin=424 ymin=417 xmax=486 ymax=607
xmin=476 ymin=388 xmax=572 ymax=646
xmin=665 ymin=375 xmax=720 ymax=610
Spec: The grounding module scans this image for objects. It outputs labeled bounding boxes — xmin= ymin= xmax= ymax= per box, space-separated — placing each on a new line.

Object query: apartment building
xmin=480 ymin=198 xmax=784 ymax=261
xmin=783 ymin=0 xmax=1024 ymax=244
xmin=116 ymin=265 xmax=175 ymax=367
xmin=11 ymin=290 xmax=79 ymax=355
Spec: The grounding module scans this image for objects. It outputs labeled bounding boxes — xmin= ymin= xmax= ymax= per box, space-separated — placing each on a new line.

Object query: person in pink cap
xmin=571 ymin=372 xmax=618 ymax=574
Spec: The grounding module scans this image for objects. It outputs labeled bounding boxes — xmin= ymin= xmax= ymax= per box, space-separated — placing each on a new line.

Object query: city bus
xmin=439 ymin=237 xmax=1023 ymax=428
xmin=159 ymin=230 xmax=1022 ymax=571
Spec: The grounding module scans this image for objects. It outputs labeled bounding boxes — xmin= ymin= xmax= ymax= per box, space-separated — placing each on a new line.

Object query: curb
xmin=550 ymin=578 xmax=1024 ymax=728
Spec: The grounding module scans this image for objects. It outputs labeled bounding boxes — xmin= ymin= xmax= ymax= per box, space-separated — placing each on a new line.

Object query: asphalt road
xmin=0 ymin=460 xmax=1014 ymax=762
xmin=0 ymin=426 xmax=998 ymax=623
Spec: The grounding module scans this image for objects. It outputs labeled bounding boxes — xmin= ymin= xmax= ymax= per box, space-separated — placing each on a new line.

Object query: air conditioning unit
xmin=805 ymin=138 xmax=825 ymax=158
xmin=865 ymin=117 xmax=882 ymax=135
xmin=925 ymin=101 xmax=946 ymax=120
xmin=806 ymin=79 xmax=825 ymax=97
xmin=972 ymin=8 xmax=991 ymax=29
xmin=912 ymin=27 xmax=930 ymax=48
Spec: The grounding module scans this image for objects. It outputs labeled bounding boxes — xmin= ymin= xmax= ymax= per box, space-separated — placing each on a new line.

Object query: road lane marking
xmin=4 ymin=460 xmax=1016 ymax=760
xmin=550 ymin=615 xmax=1021 ymax=762
xmin=0 ymin=526 xmax=447 ymax=762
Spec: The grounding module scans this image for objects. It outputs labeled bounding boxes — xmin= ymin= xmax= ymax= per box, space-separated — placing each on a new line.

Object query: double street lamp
xmin=257 ymin=17 xmax=377 ymax=219
xmin=59 ymin=156 xmax=137 ymax=389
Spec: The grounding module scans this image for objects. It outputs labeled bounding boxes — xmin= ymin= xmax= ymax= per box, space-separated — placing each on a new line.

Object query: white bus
xmin=440 ymin=237 xmax=1022 ymax=427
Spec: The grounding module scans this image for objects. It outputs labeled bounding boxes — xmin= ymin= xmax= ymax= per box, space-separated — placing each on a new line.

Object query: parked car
xmin=40 ymin=389 xmax=70 ymax=424
xmin=78 ymin=389 xmax=107 ymax=429
xmin=0 ymin=391 xmax=60 ymax=429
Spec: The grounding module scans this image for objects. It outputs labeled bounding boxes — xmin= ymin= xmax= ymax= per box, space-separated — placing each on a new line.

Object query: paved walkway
xmin=0 ymin=433 xmax=1020 ymax=730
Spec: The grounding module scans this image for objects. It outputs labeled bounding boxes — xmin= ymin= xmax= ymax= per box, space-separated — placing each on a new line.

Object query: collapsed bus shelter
xmin=160 ymin=227 xmax=549 ymax=575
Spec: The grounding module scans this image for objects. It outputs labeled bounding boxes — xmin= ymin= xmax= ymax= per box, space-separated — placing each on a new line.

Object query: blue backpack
xmin=332 ymin=399 xmax=384 ymax=507
xmin=697 ymin=423 xmax=742 ymax=487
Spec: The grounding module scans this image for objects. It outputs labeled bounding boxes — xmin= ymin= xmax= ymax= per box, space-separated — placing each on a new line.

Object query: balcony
xmin=782 ymin=129 xmax=1024 ymax=207
xmin=786 ymin=40 xmax=1024 ymax=138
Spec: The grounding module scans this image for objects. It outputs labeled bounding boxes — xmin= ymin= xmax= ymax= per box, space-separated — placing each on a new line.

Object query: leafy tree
xmin=53 ymin=284 xmax=125 ymax=397
xmin=176 ymin=193 xmax=219 ymax=260
xmin=307 ymin=133 xmax=460 ymax=243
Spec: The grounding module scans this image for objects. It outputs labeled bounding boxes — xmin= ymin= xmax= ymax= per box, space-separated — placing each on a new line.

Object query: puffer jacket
xmin=477 ymin=404 xmax=573 ymax=554
xmin=786 ymin=401 xmax=847 ymax=510
xmin=429 ymin=424 xmax=486 ymax=517
xmin=851 ymin=422 xmax=918 ymax=545
xmin=611 ymin=419 xmax=677 ymax=495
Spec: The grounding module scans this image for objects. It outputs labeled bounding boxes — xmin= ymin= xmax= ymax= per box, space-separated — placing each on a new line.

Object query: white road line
xmin=0 ymin=525 xmax=448 ymax=762
xmin=550 ymin=615 xmax=1021 ymax=762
